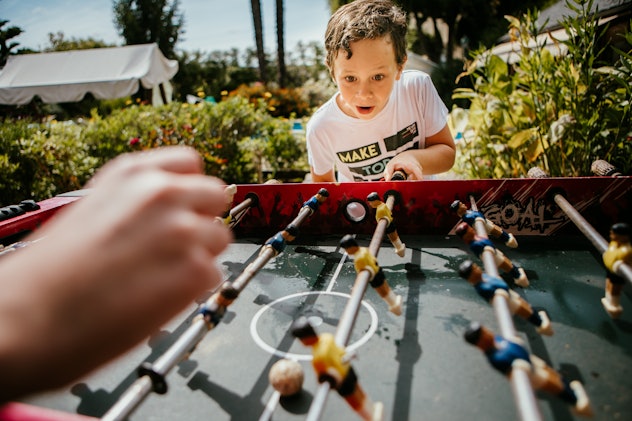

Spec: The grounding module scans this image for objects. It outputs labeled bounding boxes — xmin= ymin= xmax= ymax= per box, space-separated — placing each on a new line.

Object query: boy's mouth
xmin=356 ymin=106 xmax=374 ymax=115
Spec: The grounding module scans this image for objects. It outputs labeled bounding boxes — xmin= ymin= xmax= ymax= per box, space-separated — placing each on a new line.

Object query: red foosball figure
xmin=366 ymin=192 xmax=405 ymax=257
xmin=339 ymin=235 xmax=402 ymax=315
xmin=601 ymin=222 xmax=632 ymax=318
xmin=464 ymin=323 xmax=592 ymax=417
xmin=291 ymin=316 xmax=383 ymax=421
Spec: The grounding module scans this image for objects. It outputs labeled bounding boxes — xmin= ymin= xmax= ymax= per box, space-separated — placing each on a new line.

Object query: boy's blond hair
xmin=324 ymin=0 xmax=408 ymax=75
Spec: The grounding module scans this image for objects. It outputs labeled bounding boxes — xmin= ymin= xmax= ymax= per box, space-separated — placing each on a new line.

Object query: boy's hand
xmin=385 ymin=153 xmax=423 ymax=180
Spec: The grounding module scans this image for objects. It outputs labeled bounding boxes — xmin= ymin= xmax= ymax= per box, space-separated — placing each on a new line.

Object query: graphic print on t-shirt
xmin=336 ymin=122 xmax=419 ymax=180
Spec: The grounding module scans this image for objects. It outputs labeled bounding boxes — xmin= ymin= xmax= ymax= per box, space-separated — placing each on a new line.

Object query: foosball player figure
xmin=260 ymin=225 xmax=299 ymax=257
xmin=340 ymin=234 xmax=402 ymax=316
xmin=450 ymin=199 xmax=518 ymax=248
xmin=455 ymin=222 xmax=529 ymax=288
xmin=458 ymin=260 xmax=552 ymax=335
xmin=303 ymin=188 xmax=330 ymax=213
xmin=290 ymin=316 xmax=384 ymax=421
xmin=216 ymin=184 xmax=237 ymax=225
xmin=367 ymin=192 xmax=406 ymax=257
xmin=464 ymin=322 xmax=592 ymax=416
xmin=601 ymin=222 xmax=632 ymax=318
xmin=195 ymin=281 xmax=240 ymax=330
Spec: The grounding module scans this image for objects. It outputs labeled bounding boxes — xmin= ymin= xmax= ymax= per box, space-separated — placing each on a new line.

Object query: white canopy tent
xmin=0 ymin=43 xmax=178 ymax=105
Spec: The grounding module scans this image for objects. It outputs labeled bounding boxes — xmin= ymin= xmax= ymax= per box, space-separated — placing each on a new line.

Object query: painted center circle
xmin=250 ymin=291 xmax=379 ymax=361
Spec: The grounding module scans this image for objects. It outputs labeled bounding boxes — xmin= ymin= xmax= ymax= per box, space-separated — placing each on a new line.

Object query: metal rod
xmin=102 ymin=189 xmax=328 ymax=421
xmin=306 ymin=383 xmax=332 ymax=421
xmin=553 ymin=195 xmax=608 ymax=253
xmin=469 ymin=195 xmax=542 ymax=421
xmin=306 ymin=194 xmax=395 ymax=421
xmin=528 ymin=168 xmax=632 ymax=287
xmin=229 ymin=197 xmax=253 ymax=219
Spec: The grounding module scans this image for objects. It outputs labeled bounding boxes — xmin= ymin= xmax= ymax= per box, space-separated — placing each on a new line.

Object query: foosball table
xmin=1 ymin=175 xmax=631 ymax=421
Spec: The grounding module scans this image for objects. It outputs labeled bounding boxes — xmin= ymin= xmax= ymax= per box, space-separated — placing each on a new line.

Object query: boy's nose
xmin=356 ymin=80 xmax=372 ymax=98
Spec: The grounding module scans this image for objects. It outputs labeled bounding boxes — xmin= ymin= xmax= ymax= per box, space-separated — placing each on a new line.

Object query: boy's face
xmin=332 ymin=36 xmax=404 ymax=120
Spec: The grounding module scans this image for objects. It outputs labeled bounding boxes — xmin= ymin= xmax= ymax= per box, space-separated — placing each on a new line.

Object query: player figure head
xmin=464 ymin=322 xmax=495 ymax=351
xmin=316 ymin=188 xmax=330 ymax=203
xmin=610 ymin=222 xmax=631 ymax=244
xmin=324 ymin=0 xmax=408 ymax=120
xmin=450 ymin=200 xmax=467 ymax=217
xmin=290 ymin=316 xmax=319 ymax=346
xmin=339 ymin=234 xmax=360 ymax=255
xmin=458 ymin=260 xmax=483 ymax=285
xmin=366 ymin=192 xmax=383 ymax=208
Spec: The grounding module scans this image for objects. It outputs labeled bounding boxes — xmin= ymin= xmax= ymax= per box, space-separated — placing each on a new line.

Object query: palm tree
xmin=0 ymin=20 xmax=23 ymax=67
xmin=250 ymin=0 xmax=267 ymax=82
xmin=275 ymin=0 xmax=287 ymax=87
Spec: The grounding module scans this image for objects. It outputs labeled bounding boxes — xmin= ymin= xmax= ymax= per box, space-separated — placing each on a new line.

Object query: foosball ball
xmin=1 ymin=174 xmax=631 ymax=421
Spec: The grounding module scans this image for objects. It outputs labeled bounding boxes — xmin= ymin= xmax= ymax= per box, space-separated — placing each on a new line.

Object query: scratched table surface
xmin=21 ymin=234 xmax=632 ymax=421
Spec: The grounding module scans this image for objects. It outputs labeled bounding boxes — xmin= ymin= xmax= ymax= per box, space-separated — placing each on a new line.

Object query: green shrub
xmin=0 ymin=118 xmax=97 ymax=205
xmin=227 ymin=83 xmax=312 ymax=118
xmin=0 ymin=119 xmax=37 ymax=205
xmin=452 ymin=0 xmax=632 ymax=178
xmin=84 ymin=97 xmax=309 ymax=183
xmin=0 ymin=96 xmax=309 ymax=203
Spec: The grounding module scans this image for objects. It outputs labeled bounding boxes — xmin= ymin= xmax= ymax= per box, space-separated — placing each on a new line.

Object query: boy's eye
xmin=373 ymin=74 xmax=385 ymax=81
xmin=344 ymin=76 xmax=356 ymax=83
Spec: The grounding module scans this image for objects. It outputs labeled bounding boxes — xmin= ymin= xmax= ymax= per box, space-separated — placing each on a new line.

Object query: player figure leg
xmin=386 ymin=225 xmax=406 ymax=257
xmin=529 ymin=355 xmax=593 ymax=416
xmin=338 ymin=368 xmax=384 ymax=421
xmin=601 ymin=276 xmax=624 ymax=318
xmin=502 ymin=289 xmax=553 ymax=335
xmin=492 ymin=248 xmax=529 ymax=287
xmin=486 ymin=220 xmax=518 ymax=248
xmin=370 ymin=269 xmax=403 ymax=316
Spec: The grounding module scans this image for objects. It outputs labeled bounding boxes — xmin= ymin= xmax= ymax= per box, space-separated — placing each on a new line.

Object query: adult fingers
xmin=164 ymin=174 xmax=230 ymax=218
xmin=87 ymin=146 xmax=204 ymax=188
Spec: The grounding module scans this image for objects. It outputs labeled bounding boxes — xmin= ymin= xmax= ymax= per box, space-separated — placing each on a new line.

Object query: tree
xmin=275 ymin=0 xmax=287 ymax=87
xmin=400 ymin=0 xmax=553 ymax=63
xmin=250 ymin=0 xmax=267 ymax=82
xmin=0 ymin=20 xmax=23 ymax=67
xmin=45 ymin=32 xmax=115 ymax=52
xmin=112 ymin=0 xmax=184 ymax=58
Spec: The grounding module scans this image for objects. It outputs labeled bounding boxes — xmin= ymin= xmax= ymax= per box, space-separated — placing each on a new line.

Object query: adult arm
xmin=0 ymin=147 xmax=232 ymax=402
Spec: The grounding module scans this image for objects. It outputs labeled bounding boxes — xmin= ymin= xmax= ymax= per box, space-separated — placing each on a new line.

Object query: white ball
xmin=269 ymin=359 xmax=304 ymax=396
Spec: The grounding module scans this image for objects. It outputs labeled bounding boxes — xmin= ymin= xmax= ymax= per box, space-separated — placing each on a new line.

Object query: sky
xmin=1 ymin=0 xmax=332 ymax=54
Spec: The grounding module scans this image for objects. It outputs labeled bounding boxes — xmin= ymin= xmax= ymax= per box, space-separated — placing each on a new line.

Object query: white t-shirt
xmin=306 ymin=70 xmax=448 ymax=182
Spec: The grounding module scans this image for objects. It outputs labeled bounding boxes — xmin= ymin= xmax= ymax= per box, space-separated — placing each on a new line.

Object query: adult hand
xmin=0 ymin=147 xmax=232 ymax=401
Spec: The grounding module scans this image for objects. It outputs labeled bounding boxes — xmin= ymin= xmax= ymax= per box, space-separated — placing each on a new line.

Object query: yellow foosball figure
xmin=601 ymin=223 xmax=632 ymax=318
xmin=291 ymin=316 xmax=383 ymax=421
xmin=366 ymin=192 xmax=405 ymax=257
xmin=339 ymin=235 xmax=402 ymax=316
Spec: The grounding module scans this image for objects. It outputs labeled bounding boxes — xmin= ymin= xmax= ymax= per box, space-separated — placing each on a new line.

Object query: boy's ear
xmin=396 ymin=57 xmax=407 ymax=79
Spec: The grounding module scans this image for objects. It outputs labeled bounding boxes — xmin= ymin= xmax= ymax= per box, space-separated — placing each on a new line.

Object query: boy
xmin=307 ymin=0 xmax=456 ymax=182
